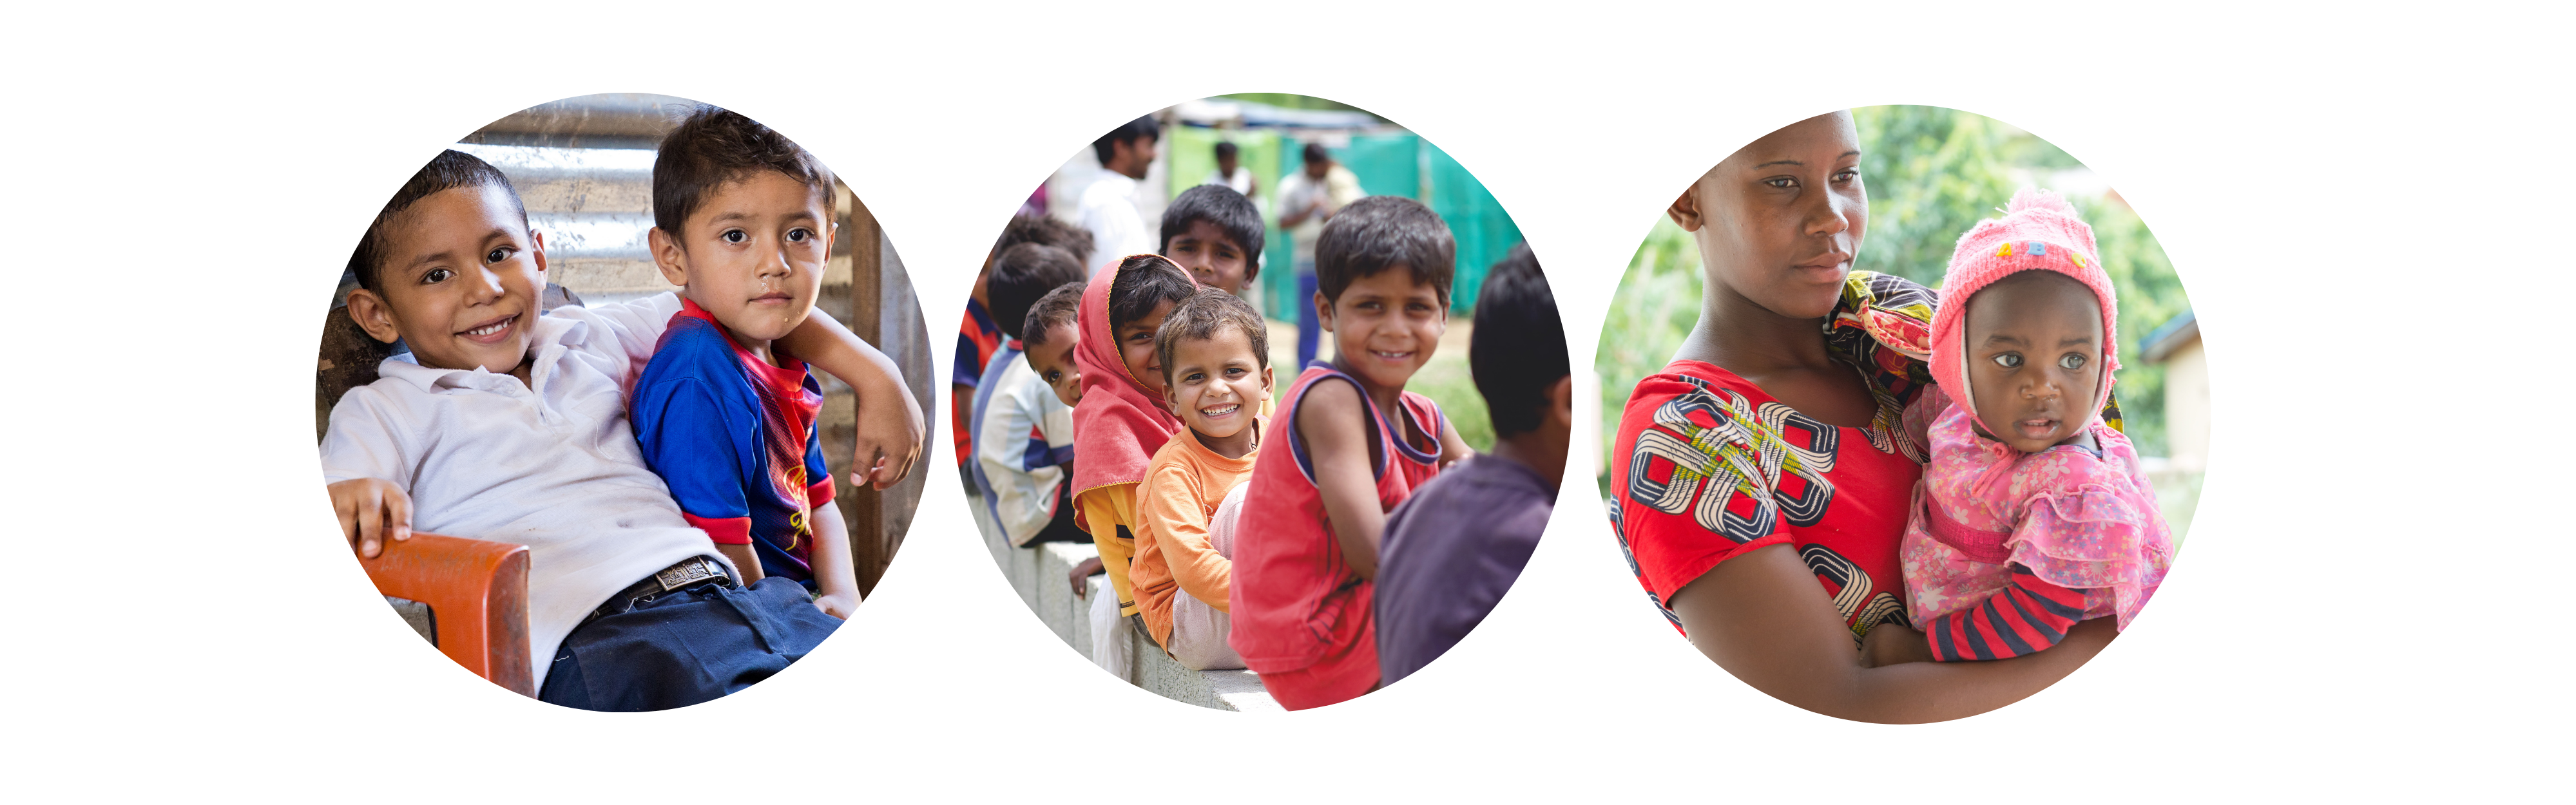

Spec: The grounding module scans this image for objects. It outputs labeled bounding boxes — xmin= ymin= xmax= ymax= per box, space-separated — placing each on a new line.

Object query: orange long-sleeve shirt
xmin=1129 ymin=421 xmax=1260 ymax=648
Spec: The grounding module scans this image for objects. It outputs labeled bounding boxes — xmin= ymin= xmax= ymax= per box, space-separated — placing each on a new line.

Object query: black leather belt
xmin=584 ymin=556 xmax=737 ymax=625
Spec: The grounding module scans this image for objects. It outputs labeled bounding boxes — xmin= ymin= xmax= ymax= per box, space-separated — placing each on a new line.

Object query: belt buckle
xmin=654 ymin=557 xmax=720 ymax=592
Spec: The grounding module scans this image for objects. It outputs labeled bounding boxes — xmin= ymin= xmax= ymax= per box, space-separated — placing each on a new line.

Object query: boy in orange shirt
xmin=1129 ymin=289 xmax=1274 ymax=670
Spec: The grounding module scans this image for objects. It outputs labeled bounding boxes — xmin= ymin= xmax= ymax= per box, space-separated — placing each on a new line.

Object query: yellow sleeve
xmin=1139 ymin=468 xmax=1231 ymax=613
xmin=1076 ymin=482 xmax=1142 ymax=617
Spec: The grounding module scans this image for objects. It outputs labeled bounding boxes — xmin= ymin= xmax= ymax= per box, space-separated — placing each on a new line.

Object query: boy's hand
xmin=1068 ymin=556 xmax=1104 ymax=598
xmin=1861 ymin=622 xmax=1936 ymax=667
xmin=813 ymin=589 xmax=860 ymax=620
xmin=852 ymin=376 xmax=925 ymax=491
xmin=328 ymin=478 xmax=412 ymax=559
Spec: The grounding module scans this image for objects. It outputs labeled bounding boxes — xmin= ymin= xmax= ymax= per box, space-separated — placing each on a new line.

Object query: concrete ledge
xmin=974 ymin=500 xmax=1278 ymax=711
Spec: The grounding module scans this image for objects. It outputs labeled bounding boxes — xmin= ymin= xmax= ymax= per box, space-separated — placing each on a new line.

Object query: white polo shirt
xmin=318 ymin=292 xmax=720 ymax=689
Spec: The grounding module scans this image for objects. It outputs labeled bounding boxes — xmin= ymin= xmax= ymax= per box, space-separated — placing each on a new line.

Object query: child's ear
xmin=529 ymin=229 xmax=549 ymax=276
xmin=1312 ymin=291 xmax=1334 ymax=332
xmin=1667 ymin=183 xmax=1706 ymax=232
xmin=648 ymin=227 xmax=690 ymax=287
xmin=1260 ymin=365 xmax=1276 ymax=398
xmin=1546 ymin=375 xmax=1575 ymax=424
xmin=825 ymin=220 xmax=840 ymax=254
xmin=345 ymin=288 xmax=403 ymax=345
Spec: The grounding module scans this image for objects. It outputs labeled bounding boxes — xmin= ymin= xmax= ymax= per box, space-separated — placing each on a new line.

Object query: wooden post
xmin=837 ymin=185 xmax=891 ymax=596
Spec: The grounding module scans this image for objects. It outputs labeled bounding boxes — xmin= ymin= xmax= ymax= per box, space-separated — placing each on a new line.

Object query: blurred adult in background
xmin=1204 ymin=140 xmax=1256 ymax=199
xmin=1275 ymin=141 xmax=1363 ymax=366
xmin=1079 ymin=115 xmax=1162 ymax=274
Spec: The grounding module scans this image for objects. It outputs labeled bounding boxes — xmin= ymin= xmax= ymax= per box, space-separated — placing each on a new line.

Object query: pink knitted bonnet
xmin=1927 ymin=188 xmax=2120 ymax=422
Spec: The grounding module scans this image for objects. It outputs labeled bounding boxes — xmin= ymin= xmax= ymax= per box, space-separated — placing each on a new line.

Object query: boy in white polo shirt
xmin=322 ymin=149 xmax=922 ymax=711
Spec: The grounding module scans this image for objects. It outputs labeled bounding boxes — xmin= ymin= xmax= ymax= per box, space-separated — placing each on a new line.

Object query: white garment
xmin=1076 ymin=171 xmax=1155 ymax=275
xmin=975 ymin=351 xmax=1074 ymax=546
xmin=1168 ymin=482 xmax=1247 ymax=670
xmin=1274 ymin=164 xmax=1365 ymax=263
xmin=318 ymin=292 xmax=718 ymax=690
xmin=1089 ymin=574 xmax=1134 ymax=681
xmin=1202 ymin=167 xmax=1254 ymax=198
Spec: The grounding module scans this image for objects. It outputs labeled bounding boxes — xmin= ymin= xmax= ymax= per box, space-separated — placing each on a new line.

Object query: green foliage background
xmin=1595 ymin=106 xmax=2191 ymax=495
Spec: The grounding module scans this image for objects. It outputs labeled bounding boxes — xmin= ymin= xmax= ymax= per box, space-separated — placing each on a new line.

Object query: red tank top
xmin=1230 ymin=363 xmax=1446 ymax=676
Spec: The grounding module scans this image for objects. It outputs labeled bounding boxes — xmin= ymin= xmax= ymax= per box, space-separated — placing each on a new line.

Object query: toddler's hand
xmin=1068 ymin=556 xmax=1104 ymax=598
xmin=851 ymin=378 xmax=926 ymax=491
xmin=328 ymin=478 xmax=412 ymax=559
xmin=1861 ymin=622 xmax=1936 ymax=667
xmin=812 ymin=590 xmax=860 ymax=620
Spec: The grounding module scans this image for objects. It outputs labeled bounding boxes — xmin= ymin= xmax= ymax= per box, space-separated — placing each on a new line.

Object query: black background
xmin=261 ymin=81 xmax=2267 ymax=735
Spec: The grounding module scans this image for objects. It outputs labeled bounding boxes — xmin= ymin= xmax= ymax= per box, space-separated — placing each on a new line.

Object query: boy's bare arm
xmin=1434 ymin=416 xmax=1474 ymax=469
xmin=807 ymin=501 xmax=860 ymax=619
xmin=327 ymin=478 xmax=412 ymax=559
xmin=778 ymin=314 xmax=925 ymax=490
xmin=1298 ymin=380 xmax=1389 ymax=580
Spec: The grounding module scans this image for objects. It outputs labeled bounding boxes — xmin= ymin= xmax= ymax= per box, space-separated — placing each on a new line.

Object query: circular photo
xmin=1597 ymin=106 xmax=2198 ymax=723
xmin=313 ymin=93 xmax=934 ymax=711
xmin=960 ymin=95 xmax=1568 ymax=710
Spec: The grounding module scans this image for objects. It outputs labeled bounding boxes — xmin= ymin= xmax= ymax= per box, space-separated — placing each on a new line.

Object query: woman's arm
xmin=1670 ymin=543 xmax=2114 ymax=724
xmin=778 ymin=314 xmax=925 ymax=491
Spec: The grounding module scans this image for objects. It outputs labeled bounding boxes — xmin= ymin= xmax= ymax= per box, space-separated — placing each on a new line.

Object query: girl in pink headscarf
xmin=1878 ymin=189 xmax=2175 ymax=663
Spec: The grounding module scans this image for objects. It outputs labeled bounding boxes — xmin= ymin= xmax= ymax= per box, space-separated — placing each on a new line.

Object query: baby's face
xmin=1164 ymin=327 xmax=1272 ymax=443
xmin=361 ymin=184 xmax=546 ymax=374
xmin=1165 ymin=220 xmax=1249 ymax=295
xmin=657 ymin=169 xmax=834 ymax=348
xmin=1117 ymin=299 xmax=1177 ymax=398
xmin=1678 ymin=111 xmax=1867 ymax=321
xmin=1963 ymin=271 xmax=2104 ymax=453
xmin=1024 ymin=323 xmax=1083 ymax=407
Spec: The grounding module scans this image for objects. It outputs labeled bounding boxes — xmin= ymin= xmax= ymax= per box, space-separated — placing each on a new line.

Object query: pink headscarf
xmin=1927 ymin=189 xmax=2121 ymax=424
xmin=1068 ymin=255 xmax=1196 ymax=503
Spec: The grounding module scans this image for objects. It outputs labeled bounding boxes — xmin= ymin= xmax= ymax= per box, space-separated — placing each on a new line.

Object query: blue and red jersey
xmin=631 ymin=299 xmax=836 ymax=583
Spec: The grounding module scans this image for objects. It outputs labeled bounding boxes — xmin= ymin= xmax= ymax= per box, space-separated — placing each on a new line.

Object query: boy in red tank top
xmin=1229 ymin=196 xmax=1475 ymax=710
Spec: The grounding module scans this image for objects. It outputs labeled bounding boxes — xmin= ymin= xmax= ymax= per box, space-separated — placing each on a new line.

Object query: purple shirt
xmin=1373 ymin=453 xmax=1553 ymax=685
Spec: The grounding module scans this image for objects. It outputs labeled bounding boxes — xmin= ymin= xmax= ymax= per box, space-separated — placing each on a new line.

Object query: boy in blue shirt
xmin=630 ymin=107 xmax=862 ymax=618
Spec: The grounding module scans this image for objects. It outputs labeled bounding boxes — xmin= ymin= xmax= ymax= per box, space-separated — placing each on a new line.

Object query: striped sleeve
xmin=1926 ymin=564 xmax=2088 ymax=662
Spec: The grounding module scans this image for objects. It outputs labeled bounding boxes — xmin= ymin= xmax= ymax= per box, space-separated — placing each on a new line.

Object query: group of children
xmin=322 ymin=106 xmax=924 ymax=711
xmin=963 ymin=162 xmax=1570 ymax=709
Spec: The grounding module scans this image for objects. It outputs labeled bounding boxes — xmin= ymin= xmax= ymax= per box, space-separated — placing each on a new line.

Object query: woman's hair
xmin=1155 ymin=287 xmax=1270 ymax=384
xmin=1019 ymin=283 xmax=1086 ymax=348
xmin=1469 ymin=243 xmax=1567 ymax=437
xmin=1108 ymin=254 xmax=1197 ymax=333
xmin=348 ymin=149 xmax=525 ymax=292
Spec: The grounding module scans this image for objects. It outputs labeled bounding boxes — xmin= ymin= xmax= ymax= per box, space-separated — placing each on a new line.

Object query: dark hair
xmin=1156 ymin=287 xmax=1269 ymax=385
xmin=988 ymin=243 xmax=1086 ymax=340
xmin=1315 ymin=195 xmax=1454 ymax=306
xmin=1469 ymin=243 xmax=1567 ymax=437
xmin=651 ymin=105 xmax=830 ymax=235
xmin=348 ymin=149 xmax=526 ymax=293
xmin=1213 ymin=141 xmax=1239 ymax=160
xmin=1108 ymin=254 xmax=1196 ymax=334
xmin=993 ymin=213 xmax=1095 ymax=270
xmin=1302 ymin=141 xmax=1331 ymax=164
xmin=1021 ymin=282 xmax=1085 ymax=349
xmin=1159 ymin=184 xmax=1265 ymax=282
xmin=1091 ymin=115 xmax=1161 ymax=166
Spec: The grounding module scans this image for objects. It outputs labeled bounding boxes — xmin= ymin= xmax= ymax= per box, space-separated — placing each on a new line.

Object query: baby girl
xmin=1888 ymin=189 xmax=2174 ymax=663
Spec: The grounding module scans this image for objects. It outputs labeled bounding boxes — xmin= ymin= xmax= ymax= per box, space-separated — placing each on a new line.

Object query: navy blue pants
xmin=537 ymin=576 xmax=841 ymax=712
xmin=1296 ymin=269 xmax=1321 ymax=367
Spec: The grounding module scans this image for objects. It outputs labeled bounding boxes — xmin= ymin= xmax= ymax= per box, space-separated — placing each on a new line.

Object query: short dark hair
xmin=1302 ymin=142 xmax=1331 ymax=164
xmin=988 ymin=243 xmax=1086 ymax=340
xmin=1021 ymin=282 xmax=1085 ymax=348
xmin=1469 ymin=243 xmax=1567 ymax=437
xmin=349 ymin=149 xmax=526 ymax=293
xmin=1159 ymin=184 xmax=1265 ymax=282
xmin=1316 ymin=195 xmax=1455 ymax=306
xmin=651 ymin=105 xmax=830 ymax=235
xmin=1214 ymin=141 xmax=1239 ymax=160
xmin=1091 ymin=115 xmax=1161 ymax=166
xmin=993 ymin=213 xmax=1095 ymax=270
xmin=1108 ymin=254 xmax=1197 ymax=334
xmin=1156 ymin=287 xmax=1269 ymax=385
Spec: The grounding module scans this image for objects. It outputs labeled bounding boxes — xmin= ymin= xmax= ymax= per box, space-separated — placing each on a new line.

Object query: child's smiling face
xmin=1673 ymin=111 xmax=1867 ymax=321
xmin=1118 ymin=299 xmax=1177 ymax=398
xmin=353 ymin=184 xmax=546 ymax=375
xmin=1024 ymin=322 xmax=1084 ymax=407
xmin=652 ymin=169 xmax=834 ymax=355
xmin=1963 ymin=270 xmax=2104 ymax=453
xmin=1164 ymin=326 xmax=1273 ymax=451
xmin=1165 ymin=219 xmax=1250 ymax=294
xmin=1321 ymin=268 xmax=1446 ymax=393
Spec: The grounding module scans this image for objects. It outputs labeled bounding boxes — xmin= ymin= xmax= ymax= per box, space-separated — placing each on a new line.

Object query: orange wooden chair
xmin=360 ymin=533 xmax=536 ymax=696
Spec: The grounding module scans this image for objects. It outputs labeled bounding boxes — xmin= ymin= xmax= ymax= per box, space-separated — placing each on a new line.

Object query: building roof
xmin=2139 ymin=309 xmax=2199 ymax=363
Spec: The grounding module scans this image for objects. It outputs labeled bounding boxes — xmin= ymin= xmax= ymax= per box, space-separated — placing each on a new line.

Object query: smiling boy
xmin=322 ymin=146 xmax=922 ymax=712
xmin=1229 ymin=196 xmax=1474 ymax=709
xmin=629 ymin=106 xmax=862 ymax=618
xmin=1129 ymin=288 xmax=1273 ymax=668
